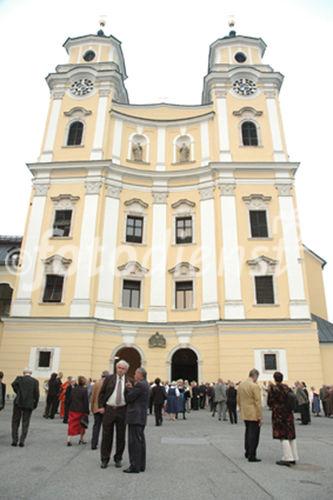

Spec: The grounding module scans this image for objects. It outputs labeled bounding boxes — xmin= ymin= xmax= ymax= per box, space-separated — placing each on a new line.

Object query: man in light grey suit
xmin=212 ymin=379 xmax=227 ymax=421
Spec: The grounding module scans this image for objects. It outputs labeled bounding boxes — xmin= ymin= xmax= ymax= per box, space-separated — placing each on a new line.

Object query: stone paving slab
xmin=0 ymin=404 xmax=333 ymax=500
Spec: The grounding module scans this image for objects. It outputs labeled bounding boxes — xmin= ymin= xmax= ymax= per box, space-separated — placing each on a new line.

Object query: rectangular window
xmin=43 ymin=274 xmax=64 ymax=303
xmin=38 ymin=351 xmax=51 ymax=368
xmin=255 ymin=275 xmax=275 ymax=304
xmin=176 ymin=216 xmax=193 ymax=244
xmin=53 ymin=210 xmax=72 ymax=237
xmin=122 ymin=280 xmax=141 ymax=308
xmin=250 ymin=210 xmax=268 ymax=238
xmin=126 ymin=216 xmax=143 ymax=243
xmin=175 ymin=281 xmax=193 ymax=309
xmin=264 ymin=353 xmax=277 ymax=371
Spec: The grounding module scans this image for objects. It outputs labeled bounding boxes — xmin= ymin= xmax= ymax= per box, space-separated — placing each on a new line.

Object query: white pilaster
xmin=11 ymin=181 xmax=49 ymax=316
xmin=90 ymin=89 xmax=110 ymax=160
xmin=70 ymin=180 xmax=102 ymax=317
xmin=216 ymin=92 xmax=231 ymax=162
xmin=276 ymin=183 xmax=310 ymax=319
xmin=148 ymin=190 xmax=168 ymax=322
xmin=266 ymin=96 xmax=287 ymax=162
xmin=40 ymin=93 xmax=63 ymax=162
xmin=112 ymin=119 xmax=123 ymax=165
xmin=219 ymin=182 xmax=245 ymax=319
xmin=199 ymin=185 xmax=219 ymax=320
xmin=200 ymin=121 xmax=210 ymax=166
xmin=156 ymin=127 xmax=166 ymax=171
xmin=95 ymin=184 xmax=122 ymax=320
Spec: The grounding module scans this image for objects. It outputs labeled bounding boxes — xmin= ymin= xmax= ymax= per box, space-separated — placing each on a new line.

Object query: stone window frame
xmin=122 ymin=198 xmax=149 ymax=246
xmin=233 ymin=107 xmax=263 ymax=148
xmin=127 ymin=132 xmax=150 ymax=164
xmin=168 ymin=262 xmax=199 ymax=311
xmin=247 ymin=255 xmax=279 ymax=306
xmin=63 ymin=107 xmax=92 ymax=148
xmin=50 ymin=194 xmax=80 ymax=239
xmin=242 ymin=194 xmax=272 ymax=240
xmin=118 ymin=261 xmax=149 ymax=310
xmin=254 ymin=348 xmax=288 ymax=381
xmin=171 ymin=199 xmax=196 ymax=246
xmin=39 ymin=254 xmax=72 ymax=305
xmin=29 ymin=346 xmax=60 ymax=378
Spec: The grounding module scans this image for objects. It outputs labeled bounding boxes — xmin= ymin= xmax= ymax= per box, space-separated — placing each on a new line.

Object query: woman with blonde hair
xmin=166 ymin=381 xmax=179 ymax=421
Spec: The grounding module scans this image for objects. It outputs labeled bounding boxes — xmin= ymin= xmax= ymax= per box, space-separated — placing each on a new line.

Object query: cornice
xmin=110 ymin=109 xmax=215 ymax=127
xmin=2 ymin=316 xmax=313 ymax=331
xmin=27 ymin=160 xmax=300 ymax=183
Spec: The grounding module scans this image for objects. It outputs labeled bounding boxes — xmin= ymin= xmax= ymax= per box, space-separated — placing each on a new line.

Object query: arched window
xmin=241 ymin=121 xmax=258 ymax=146
xmin=67 ymin=121 xmax=84 ymax=146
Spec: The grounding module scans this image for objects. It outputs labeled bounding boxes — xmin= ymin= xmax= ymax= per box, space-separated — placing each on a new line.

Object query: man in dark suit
xmin=150 ymin=378 xmax=167 ymax=426
xmin=11 ymin=368 xmax=40 ymax=447
xmin=124 ymin=367 xmax=149 ymax=473
xmin=99 ymin=360 xmax=130 ymax=469
xmin=0 ymin=371 xmax=6 ymax=412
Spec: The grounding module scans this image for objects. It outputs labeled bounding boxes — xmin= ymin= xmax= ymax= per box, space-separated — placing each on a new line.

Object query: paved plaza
xmin=0 ymin=403 xmax=332 ymax=500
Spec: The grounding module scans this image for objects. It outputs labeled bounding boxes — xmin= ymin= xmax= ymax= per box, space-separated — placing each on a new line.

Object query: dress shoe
xmin=123 ymin=467 xmax=139 ymax=473
xmin=115 ymin=460 xmax=122 ymax=468
xmin=289 ymin=461 xmax=296 ymax=465
xmin=19 ymin=442 xmax=25 ymax=447
xmin=11 ymin=442 xmax=17 ymax=447
xmin=67 ymin=442 xmax=72 ymax=447
xmin=91 ymin=446 xmax=97 ymax=450
xmin=248 ymin=458 xmax=261 ymax=462
xmin=276 ymin=460 xmax=291 ymax=467
xmin=244 ymin=452 xmax=249 ymax=459
xmin=100 ymin=461 xmax=108 ymax=469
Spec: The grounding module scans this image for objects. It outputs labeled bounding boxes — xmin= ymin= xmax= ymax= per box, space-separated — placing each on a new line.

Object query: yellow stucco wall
xmin=320 ymin=344 xmax=333 ymax=383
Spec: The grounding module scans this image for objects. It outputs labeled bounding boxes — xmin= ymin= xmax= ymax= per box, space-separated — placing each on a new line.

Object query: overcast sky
xmin=0 ymin=0 xmax=332 ymax=319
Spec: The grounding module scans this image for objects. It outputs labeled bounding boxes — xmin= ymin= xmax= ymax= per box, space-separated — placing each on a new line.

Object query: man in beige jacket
xmin=237 ymin=369 xmax=262 ymax=462
xmin=91 ymin=370 xmax=109 ymax=450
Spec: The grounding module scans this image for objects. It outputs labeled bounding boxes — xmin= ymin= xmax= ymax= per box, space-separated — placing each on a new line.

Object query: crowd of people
xmin=0 ymin=367 xmax=333 ymax=472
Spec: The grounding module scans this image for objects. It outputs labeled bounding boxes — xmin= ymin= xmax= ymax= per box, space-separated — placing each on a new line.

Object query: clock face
xmin=70 ymin=78 xmax=94 ymax=97
xmin=233 ymin=78 xmax=257 ymax=96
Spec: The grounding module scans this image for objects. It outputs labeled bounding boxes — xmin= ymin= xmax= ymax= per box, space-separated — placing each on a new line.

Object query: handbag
xmin=286 ymin=390 xmax=298 ymax=412
xmin=80 ymin=415 xmax=89 ymax=428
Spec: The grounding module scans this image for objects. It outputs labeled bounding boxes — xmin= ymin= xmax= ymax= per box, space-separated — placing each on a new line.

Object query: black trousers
xmin=154 ymin=403 xmax=163 ymax=426
xmin=100 ymin=406 xmax=126 ymax=463
xmin=299 ymin=403 xmax=310 ymax=424
xmin=44 ymin=394 xmax=58 ymax=418
xmin=12 ymin=405 xmax=32 ymax=444
xmin=91 ymin=412 xmax=104 ymax=449
xmin=128 ymin=424 xmax=146 ymax=472
xmin=244 ymin=420 xmax=260 ymax=460
xmin=227 ymin=402 xmax=238 ymax=424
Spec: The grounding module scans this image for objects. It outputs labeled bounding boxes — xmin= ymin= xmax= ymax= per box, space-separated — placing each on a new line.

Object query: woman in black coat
xmin=226 ymin=382 xmax=238 ymax=424
xmin=44 ymin=373 xmax=61 ymax=419
xmin=67 ymin=376 xmax=89 ymax=446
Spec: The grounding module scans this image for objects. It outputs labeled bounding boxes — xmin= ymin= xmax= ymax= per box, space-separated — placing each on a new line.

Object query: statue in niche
xmin=178 ymin=142 xmax=191 ymax=162
xmin=132 ymin=141 xmax=143 ymax=161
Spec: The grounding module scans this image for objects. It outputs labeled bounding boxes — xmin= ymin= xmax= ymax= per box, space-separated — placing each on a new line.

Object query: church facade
xmin=0 ymin=26 xmax=332 ymax=386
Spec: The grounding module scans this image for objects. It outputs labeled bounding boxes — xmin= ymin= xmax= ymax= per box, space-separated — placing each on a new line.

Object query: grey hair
xmin=116 ymin=359 xmax=129 ymax=370
xmin=136 ymin=367 xmax=147 ymax=379
xmin=249 ymin=368 xmax=259 ymax=378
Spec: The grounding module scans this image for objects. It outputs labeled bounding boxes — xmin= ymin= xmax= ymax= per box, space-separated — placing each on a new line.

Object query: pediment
xmin=247 ymin=255 xmax=278 ymax=274
xmin=64 ymin=107 xmax=92 ymax=117
xmin=171 ymin=199 xmax=196 ymax=212
xmin=168 ymin=261 xmax=199 ymax=278
xmin=233 ymin=107 xmax=263 ymax=117
xmin=124 ymin=198 xmax=149 ymax=212
xmin=118 ymin=261 xmax=149 ymax=276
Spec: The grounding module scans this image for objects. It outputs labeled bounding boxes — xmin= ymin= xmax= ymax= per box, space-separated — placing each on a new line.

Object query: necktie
xmin=115 ymin=377 xmax=122 ymax=406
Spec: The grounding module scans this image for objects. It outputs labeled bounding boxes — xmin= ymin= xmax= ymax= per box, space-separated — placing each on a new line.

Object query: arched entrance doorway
xmin=171 ymin=348 xmax=198 ymax=383
xmin=113 ymin=347 xmax=141 ymax=379
xmin=0 ymin=284 xmax=13 ymax=317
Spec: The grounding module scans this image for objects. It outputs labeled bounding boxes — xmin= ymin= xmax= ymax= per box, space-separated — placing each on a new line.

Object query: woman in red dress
xmin=267 ymin=371 xmax=299 ymax=466
xmin=67 ymin=376 xmax=89 ymax=446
